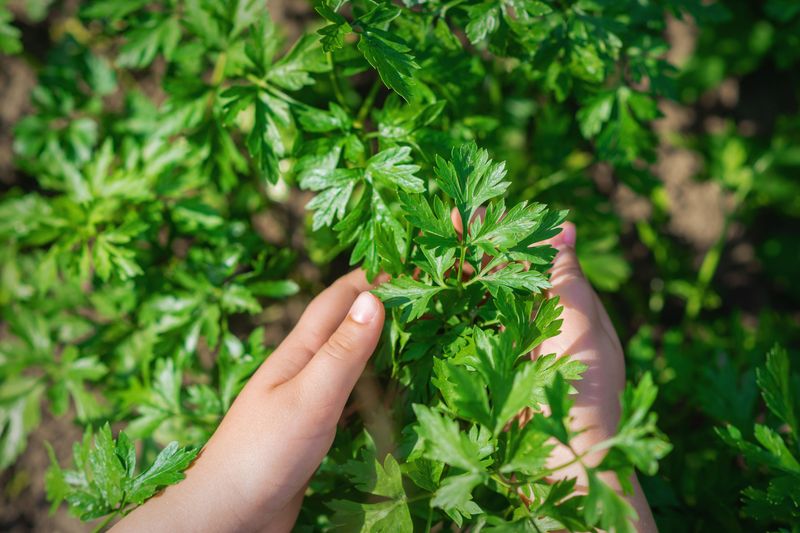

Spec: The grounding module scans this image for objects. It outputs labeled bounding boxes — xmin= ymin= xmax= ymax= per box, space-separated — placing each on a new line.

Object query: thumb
xmin=547 ymin=222 xmax=592 ymax=305
xmin=293 ymin=291 xmax=385 ymax=411
xmin=535 ymin=222 xmax=621 ymax=358
xmin=535 ymin=222 xmax=598 ymax=356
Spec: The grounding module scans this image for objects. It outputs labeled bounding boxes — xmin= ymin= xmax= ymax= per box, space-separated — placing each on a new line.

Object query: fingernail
xmin=349 ymin=292 xmax=379 ymax=324
xmin=559 ymin=223 xmax=576 ymax=248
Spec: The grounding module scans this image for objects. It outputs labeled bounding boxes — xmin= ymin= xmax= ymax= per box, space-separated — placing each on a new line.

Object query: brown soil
xmin=0 ymin=414 xmax=89 ymax=532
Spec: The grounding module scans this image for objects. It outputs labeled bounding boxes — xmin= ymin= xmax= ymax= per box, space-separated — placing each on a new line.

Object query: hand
xmin=116 ymin=224 xmax=655 ymax=533
xmin=537 ymin=222 xmax=657 ymax=532
xmin=114 ymin=270 xmax=385 ymax=532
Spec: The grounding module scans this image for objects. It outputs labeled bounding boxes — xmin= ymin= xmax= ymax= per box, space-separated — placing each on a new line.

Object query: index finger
xmin=255 ymin=269 xmax=387 ymax=387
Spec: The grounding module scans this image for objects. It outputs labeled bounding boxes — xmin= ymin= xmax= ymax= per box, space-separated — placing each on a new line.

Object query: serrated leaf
xmin=432 ymin=472 xmax=484 ymax=511
xmin=584 ymin=470 xmax=637 ymax=533
xmin=117 ymin=16 xmax=181 ymax=68
xmin=270 ymin=34 xmax=330 ymax=90
xmin=329 ymin=454 xmax=412 ymax=532
xmin=373 ymin=277 xmax=445 ymax=321
xmin=127 ymin=441 xmax=198 ymax=504
xmin=757 ymin=345 xmax=798 ymax=434
xmin=465 ymin=3 xmax=500 ymax=44
xmin=358 ymin=31 xmax=419 ymax=102
xmin=435 ymin=142 xmax=509 ymax=225
xmin=366 ymin=146 xmax=424 ymax=192
xmin=412 ymin=404 xmax=486 ymax=472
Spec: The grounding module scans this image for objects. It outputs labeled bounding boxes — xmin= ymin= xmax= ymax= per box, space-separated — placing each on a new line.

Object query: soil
xmin=0 ymin=414 xmax=88 ymax=532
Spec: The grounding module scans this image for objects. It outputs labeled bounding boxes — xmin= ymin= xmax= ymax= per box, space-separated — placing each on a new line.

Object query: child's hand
xmin=115 ymin=270 xmax=385 ymax=532
xmin=537 ymin=222 xmax=657 ymax=532
xmin=115 ymin=223 xmax=656 ymax=533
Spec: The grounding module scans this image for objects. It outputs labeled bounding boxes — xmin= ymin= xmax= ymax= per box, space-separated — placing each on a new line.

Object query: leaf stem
xmin=355 ymin=78 xmax=382 ymax=126
xmin=456 ymin=242 xmax=467 ymax=285
xmin=440 ymin=0 xmax=467 ymax=15
xmin=424 ymin=506 xmax=433 ymax=533
xmin=327 ymin=52 xmax=349 ymax=110
xmin=684 ymin=166 xmax=754 ymax=320
xmin=211 ymin=52 xmax=228 ymax=86
xmin=92 ymin=510 xmax=119 ymax=533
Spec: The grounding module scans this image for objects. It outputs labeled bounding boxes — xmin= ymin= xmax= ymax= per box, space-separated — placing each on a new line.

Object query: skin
xmin=115 ymin=223 xmax=656 ymax=532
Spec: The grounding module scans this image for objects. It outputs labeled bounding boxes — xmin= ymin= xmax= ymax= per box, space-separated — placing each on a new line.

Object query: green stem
xmin=424 ymin=507 xmax=433 ymax=533
xmin=540 ymin=451 xmax=589 ymax=478
xmin=92 ymin=510 xmax=119 ymax=533
xmin=327 ymin=52 xmax=349 ymax=110
xmin=404 ymin=220 xmax=414 ymax=265
xmin=440 ymin=0 xmax=467 ymax=16
xmin=684 ymin=178 xmax=752 ymax=321
xmin=456 ymin=242 xmax=467 ymax=285
xmin=356 ymin=79 xmax=382 ymax=126
xmin=211 ymin=52 xmax=228 ymax=86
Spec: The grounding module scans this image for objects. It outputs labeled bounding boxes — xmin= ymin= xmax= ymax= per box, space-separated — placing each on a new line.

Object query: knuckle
xmin=281 ymin=383 xmax=338 ymax=434
xmin=322 ymin=331 xmax=356 ymax=360
xmin=552 ymin=264 xmax=584 ymax=284
xmin=550 ymin=251 xmax=584 ymax=283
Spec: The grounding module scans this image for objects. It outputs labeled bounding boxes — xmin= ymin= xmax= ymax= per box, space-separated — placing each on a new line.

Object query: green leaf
xmin=270 ymin=34 xmax=330 ymax=90
xmin=358 ymin=31 xmax=420 ymax=102
xmin=222 ymin=85 xmax=292 ymax=185
xmin=248 ymin=279 xmax=300 ymax=298
xmin=577 ymin=91 xmax=615 ymax=138
xmin=0 ymin=6 xmax=22 ymax=54
xmin=127 ymin=441 xmax=198 ymax=504
xmin=416 ymin=246 xmax=456 ymax=286
xmin=373 ymin=277 xmax=445 ymax=321
xmin=412 ymin=404 xmax=487 ymax=473
xmin=304 ymin=168 xmax=360 ymax=230
xmin=314 ymin=0 xmax=351 ymax=53
xmin=584 ymin=470 xmax=637 ymax=533
xmin=478 ymin=263 xmax=550 ymax=295
xmin=221 ymin=284 xmax=262 ymax=314
xmin=433 ymin=357 xmax=492 ymax=428
xmin=82 ymin=0 xmax=149 ymax=21
xmin=501 ymin=422 xmax=553 ymax=476
xmin=465 ymin=3 xmax=500 ymax=44
xmin=330 ymin=454 xmax=412 ymax=532
xmin=531 ymin=373 xmax=574 ymax=444
xmin=366 ymin=146 xmax=424 ymax=192
xmin=432 ymin=472 xmax=484 ymax=511
xmin=599 ymin=373 xmax=671 ymax=476
xmin=757 ymin=345 xmax=798 ymax=434
xmin=296 ymin=102 xmax=351 ymax=132
xmin=45 ymin=424 xmax=196 ymax=520
xmin=754 ymin=424 xmax=800 ymax=473
xmin=435 ymin=142 xmax=509 ymax=225
xmin=0 ymin=377 xmax=44 ymax=468
xmin=88 ymin=423 xmax=126 ymax=508
xmin=400 ymin=192 xmax=459 ymax=250
xmin=230 ymin=0 xmax=264 ymax=39
xmin=404 ymin=457 xmax=443 ymax=492
xmin=118 ymin=16 xmax=181 ymax=68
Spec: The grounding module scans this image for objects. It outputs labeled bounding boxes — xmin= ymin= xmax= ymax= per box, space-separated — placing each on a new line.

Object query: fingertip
xmin=551 ymin=222 xmax=577 ymax=249
xmin=349 ymin=292 xmax=383 ymax=325
xmin=294 ymin=292 xmax=384 ymax=410
xmin=451 ymin=208 xmax=463 ymax=235
xmin=561 ymin=222 xmax=577 ymax=248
